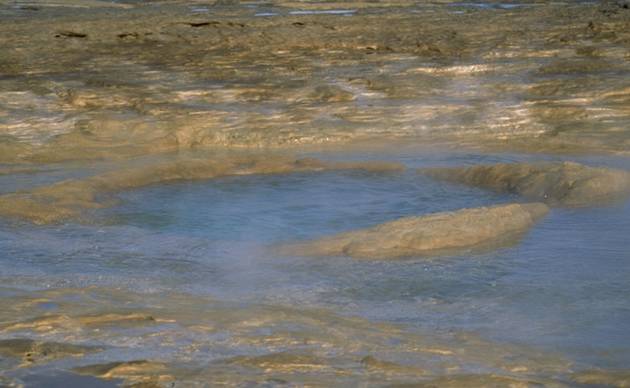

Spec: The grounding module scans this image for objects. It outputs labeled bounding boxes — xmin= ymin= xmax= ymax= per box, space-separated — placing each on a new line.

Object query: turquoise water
xmin=1 ymin=151 xmax=629 ymax=375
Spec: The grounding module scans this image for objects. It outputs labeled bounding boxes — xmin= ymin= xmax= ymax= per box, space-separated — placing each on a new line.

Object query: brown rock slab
xmin=278 ymin=203 xmax=549 ymax=259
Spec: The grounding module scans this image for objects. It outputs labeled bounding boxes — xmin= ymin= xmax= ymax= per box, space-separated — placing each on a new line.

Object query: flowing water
xmin=1 ymin=0 xmax=630 ymax=386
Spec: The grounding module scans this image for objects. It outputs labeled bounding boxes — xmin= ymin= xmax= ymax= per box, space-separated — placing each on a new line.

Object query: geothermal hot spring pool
xmin=1 ymin=151 xmax=629 ymax=386
xmin=2 ymin=0 xmax=630 ymax=386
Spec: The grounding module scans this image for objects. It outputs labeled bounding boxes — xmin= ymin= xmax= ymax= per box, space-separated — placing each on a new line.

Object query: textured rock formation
xmin=423 ymin=162 xmax=630 ymax=207
xmin=0 ymin=339 xmax=101 ymax=365
xmin=278 ymin=203 xmax=549 ymax=259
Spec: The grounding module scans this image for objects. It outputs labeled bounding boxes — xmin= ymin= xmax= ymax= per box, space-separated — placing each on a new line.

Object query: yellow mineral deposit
xmin=73 ymin=360 xmax=173 ymax=387
xmin=278 ymin=203 xmax=549 ymax=259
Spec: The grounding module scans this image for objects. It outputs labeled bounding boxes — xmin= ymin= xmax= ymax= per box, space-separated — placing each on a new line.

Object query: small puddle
xmin=288 ymin=9 xmax=357 ymax=16
xmin=448 ymin=2 xmax=530 ymax=10
xmin=255 ymin=11 xmax=280 ymax=17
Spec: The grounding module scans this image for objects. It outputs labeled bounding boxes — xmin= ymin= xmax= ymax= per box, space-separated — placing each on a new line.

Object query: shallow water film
xmin=1 ymin=0 xmax=630 ymax=386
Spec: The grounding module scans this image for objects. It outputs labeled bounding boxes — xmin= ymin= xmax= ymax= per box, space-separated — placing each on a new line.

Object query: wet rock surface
xmin=423 ymin=162 xmax=630 ymax=207
xmin=0 ymin=338 xmax=101 ymax=365
xmin=278 ymin=203 xmax=549 ymax=259
xmin=571 ymin=370 xmax=630 ymax=387
xmin=0 ymin=284 xmax=619 ymax=387
xmin=73 ymin=360 xmax=172 ymax=386
xmin=0 ymin=287 xmax=575 ymax=387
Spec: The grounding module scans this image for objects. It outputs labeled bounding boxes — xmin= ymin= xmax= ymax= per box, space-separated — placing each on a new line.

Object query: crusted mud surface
xmin=278 ymin=203 xmax=549 ymax=259
xmin=1 ymin=0 xmax=630 ymax=161
xmin=423 ymin=161 xmax=630 ymax=207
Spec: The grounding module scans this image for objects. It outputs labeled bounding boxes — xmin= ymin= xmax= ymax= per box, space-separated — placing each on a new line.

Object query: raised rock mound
xmin=422 ymin=162 xmax=630 ymax=207
xmin=278 ymin=203 xmax=549 ymax=259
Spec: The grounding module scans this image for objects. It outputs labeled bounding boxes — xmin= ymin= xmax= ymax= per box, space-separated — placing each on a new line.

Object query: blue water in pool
xmin=1 ymin=151 xmax=629 ymax=371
